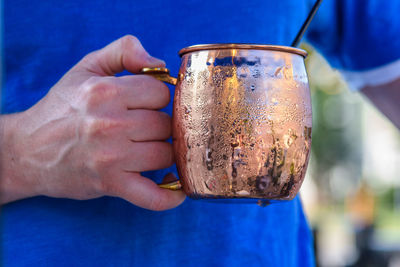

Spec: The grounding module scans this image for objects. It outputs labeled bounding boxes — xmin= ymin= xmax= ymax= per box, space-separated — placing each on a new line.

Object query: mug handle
xmin=140 ymin=67 xmax=178 ymax=85
xmin=139 ymin=67 xmax=182 ymax=191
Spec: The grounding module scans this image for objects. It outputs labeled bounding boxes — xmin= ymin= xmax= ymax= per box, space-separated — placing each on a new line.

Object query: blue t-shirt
xmin=2 ymin=0 xmax=400 ymax=266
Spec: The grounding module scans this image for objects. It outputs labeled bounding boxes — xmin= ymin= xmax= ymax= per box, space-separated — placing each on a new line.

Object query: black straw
xmin=291 ymin=0 xmax=323 ymax=47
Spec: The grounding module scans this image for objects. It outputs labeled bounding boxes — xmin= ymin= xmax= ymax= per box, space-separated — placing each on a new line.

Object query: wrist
xmin=0 ymin=112 xmax=41 ymax=204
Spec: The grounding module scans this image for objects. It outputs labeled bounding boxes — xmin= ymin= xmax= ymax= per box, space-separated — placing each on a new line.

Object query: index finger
xmin=75 ymin=35 xmax=165 ymax=76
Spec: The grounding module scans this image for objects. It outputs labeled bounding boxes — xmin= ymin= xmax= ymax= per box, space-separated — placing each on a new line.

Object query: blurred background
xmin=300 ymin=44 xmax=400 ymax=267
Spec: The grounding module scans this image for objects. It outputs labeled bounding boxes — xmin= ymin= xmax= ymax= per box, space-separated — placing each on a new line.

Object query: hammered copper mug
xmin=141 ymin=44 xmax=312 ymax=201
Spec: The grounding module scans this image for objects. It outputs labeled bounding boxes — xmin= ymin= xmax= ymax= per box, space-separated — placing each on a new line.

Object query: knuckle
xmin=166 ymin=144 xmax=175 ymax=166
xmin=159 ymin=111 xmax=172 ymax=124
xmin=84 ymin=117 xmax=102 ymax=138
xmin=145 ymin=110 xmax=169 ymax=124
xmin=83 ymin=117 xmax=123 ymax=139
xmin=162 ymin=143 xmax=174 ymax=165
xmin=81 ymin=77 xmax=119 ymax=108
xmin=91 ymin=150 xmax=119 ymax=173
xmin=82 ymin=76 xmax=102 ymax=89
xmin=121 ymin=35 xmax=140 ymax=49
xmin=150 ymin=142 xmax=174 ymax=167
xmin=152 ymin=112 xmax=171 ymax=137
xmin=131 ymin=75 xmax=170 ymax=108
xmin=158 ymin=83 xmax=171 ymax=106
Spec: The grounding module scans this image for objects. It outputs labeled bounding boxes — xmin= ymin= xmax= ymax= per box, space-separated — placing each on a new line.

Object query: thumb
xmin=74 ymin=35 xmax=165 ymax=76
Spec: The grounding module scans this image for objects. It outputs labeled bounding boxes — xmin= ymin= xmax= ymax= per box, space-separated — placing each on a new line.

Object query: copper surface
xmin=173 ymin=47 xmax=311 ymax=200
xmin=179 ymin=44 xmax=307 ymax=58
xmin=142 ymin=45 xmax=312 ymax=200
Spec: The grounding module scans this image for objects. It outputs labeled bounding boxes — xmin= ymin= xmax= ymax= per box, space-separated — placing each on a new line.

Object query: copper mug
xmin=141 ymin=44 xmax=312 ymax=201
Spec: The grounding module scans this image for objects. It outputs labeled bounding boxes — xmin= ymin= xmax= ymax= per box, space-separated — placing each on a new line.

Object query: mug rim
xmin=178 ymin=44 xmax=307 ymax=58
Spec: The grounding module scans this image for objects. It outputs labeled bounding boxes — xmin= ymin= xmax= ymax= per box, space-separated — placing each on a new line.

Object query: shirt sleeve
xmin=306 ymin=0 xmax=400 ymax=90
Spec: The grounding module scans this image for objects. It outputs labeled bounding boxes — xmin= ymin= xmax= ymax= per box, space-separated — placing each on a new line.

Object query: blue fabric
xmin=3 ymin=197 xmax=313 ymax=266
xmin=307 ymin=0 xmax=400 ymax=71
xmin=3 ymin=0 xmax=398 ymax=266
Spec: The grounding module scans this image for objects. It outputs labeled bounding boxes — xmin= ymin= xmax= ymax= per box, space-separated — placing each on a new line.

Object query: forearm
xmin=361 ymin=78 xmax=400 ymax=129
xmin=0 ymin=113 xmax=40 ymax=204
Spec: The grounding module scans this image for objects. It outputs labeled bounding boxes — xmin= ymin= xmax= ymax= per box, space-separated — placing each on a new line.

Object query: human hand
xmin=0 ymin=35 xmax=186 ymax=210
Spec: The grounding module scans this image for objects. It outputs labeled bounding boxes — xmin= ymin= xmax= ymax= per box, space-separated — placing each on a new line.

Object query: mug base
xmin=192 ymin=198 xmax=292 ymax=207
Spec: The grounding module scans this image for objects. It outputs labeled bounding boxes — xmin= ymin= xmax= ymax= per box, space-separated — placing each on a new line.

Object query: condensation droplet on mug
xmin=205 ymin=148 xmax=213 ymax=170
xmin=252 ymin=69 xmax=261 ymax=78
xmin=283 ymin=66 xmax=292 ymax=79
xmin=283 ymin=130 xmax=298 ymax=148
xmin=274 ymin=67 xmax=283 ymax=77
xmin=184 ymin=106 xmax=191 ymax=114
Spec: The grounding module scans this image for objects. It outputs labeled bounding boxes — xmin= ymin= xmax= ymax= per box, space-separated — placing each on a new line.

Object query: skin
xmin=0 ymin=35 xmax=186 ymax=211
